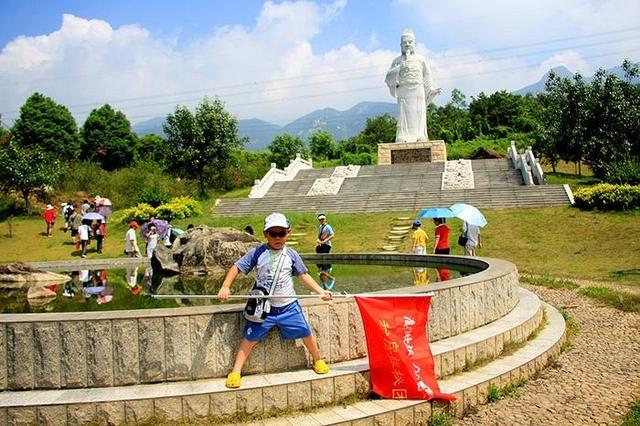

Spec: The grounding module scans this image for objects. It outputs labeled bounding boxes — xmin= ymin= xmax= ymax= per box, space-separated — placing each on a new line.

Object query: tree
xmin=164 ymin=97 xmax=242 ymax=195
xmin=538 ymin=61 xmax=640 ymax=180
xmin=0 ymin=126 xmax=9 ymax=144
xmin=135 ymin=133 xmax=169 ymax=166
xmin=428 ymin=90 xmax=476 ymax=143
xmin=81 ymin=104 xmax=137 ymax=170
xmin=0 ymin=142 xmax=64 ymax=213
xmin=309 ymin=130 xmax=337 ymax=161
xmin=268 ymin=134 xmax=308 ymax=169
xmin=582 ymin=65 xmax=640 ymax=179
xmin=358 ymin=114 xmax=396 ymax=148
xmin=11 ymin=92 xmax=80 ymax=159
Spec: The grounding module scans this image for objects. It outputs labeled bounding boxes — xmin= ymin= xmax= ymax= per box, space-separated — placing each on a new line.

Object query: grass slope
xmin=0 ymin=206 xmax=638 ymax=287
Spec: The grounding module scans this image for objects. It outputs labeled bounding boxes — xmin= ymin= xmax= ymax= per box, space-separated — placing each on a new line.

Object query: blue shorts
xmin=243 ymin=300 xmax=312 ymax=341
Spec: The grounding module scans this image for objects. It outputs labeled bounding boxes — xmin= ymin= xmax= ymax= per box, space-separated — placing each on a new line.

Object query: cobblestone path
xmin=457 ymin=284 xmax=640 ymax=426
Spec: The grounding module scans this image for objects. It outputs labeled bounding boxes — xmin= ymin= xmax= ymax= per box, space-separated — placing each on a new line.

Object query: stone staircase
xmin=0 ymin=289 xmax=565 ymax=425
xmin=215 ymin=159 xmax=572 ymax=216
xmin=0 ymin=254 xmax=566 ymax=425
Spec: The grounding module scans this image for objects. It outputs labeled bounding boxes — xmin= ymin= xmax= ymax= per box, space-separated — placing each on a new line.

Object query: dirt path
xmin=457 ymin=283 xmax=640 ymax=426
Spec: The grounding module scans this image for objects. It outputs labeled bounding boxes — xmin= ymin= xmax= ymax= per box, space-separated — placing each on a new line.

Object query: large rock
xmin=0 ymin=263 xmax=71 ymax=287
xmin=153 ymin=226 xmax=260 ymax=275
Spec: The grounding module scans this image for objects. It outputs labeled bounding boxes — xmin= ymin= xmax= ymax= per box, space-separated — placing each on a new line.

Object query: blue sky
xmin=1 ymin=0 xmax=639 ymax=126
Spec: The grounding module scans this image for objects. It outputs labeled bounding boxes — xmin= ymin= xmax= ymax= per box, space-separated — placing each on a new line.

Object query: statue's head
xmin=400 ymin=28 xmax=416 ymax=55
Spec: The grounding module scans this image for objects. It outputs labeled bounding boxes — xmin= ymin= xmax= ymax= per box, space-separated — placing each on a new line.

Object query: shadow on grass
xmin=610 ymin=269 xmax=640 ymax=280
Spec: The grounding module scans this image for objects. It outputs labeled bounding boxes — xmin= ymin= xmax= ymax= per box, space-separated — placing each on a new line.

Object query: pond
xmin=0 ymin=260 xmax=468 ymax=314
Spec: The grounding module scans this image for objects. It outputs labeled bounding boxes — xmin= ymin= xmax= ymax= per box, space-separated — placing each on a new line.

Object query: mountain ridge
xmin=132 ymin=63 xmax=638 ymax=150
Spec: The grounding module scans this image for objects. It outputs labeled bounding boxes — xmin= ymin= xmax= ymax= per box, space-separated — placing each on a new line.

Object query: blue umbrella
xmin=449 ymin=203 xmax=488 ymax=227
xmin=417 ymin=207 xmax=456 ymax=219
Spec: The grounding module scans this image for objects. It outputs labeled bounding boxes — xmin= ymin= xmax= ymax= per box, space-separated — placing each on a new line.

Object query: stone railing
xmin=248 ymin=154 xmax=312 ymax=198
xmin=508 ymin=141 xmax=545 ymax=185
xmin=0 ymin=254 xmax=519 ymax=391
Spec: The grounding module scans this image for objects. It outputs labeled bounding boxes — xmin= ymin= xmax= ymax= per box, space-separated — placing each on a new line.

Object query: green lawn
xmin=1 ymin=206 xmax=638 ymax=287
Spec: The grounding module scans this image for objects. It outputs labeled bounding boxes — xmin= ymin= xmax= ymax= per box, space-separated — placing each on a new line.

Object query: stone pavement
xmin=457 ymin=283 xmax=640 ymax=426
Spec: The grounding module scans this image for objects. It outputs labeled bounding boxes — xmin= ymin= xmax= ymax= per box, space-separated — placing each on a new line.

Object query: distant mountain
xmin=132 ymin=101 xmax=397 ymax=151
xmin=513 ymin=63 xmax=640 ymax=96
xmin=238 ymin=118 xmax=282 ymax=151
xmin=281 ymin=101 xmax=396 ymax=143
xmin=513 ymin=66 xmax=574 ymax=96
xmin=132 ymin=116 xmax=166 ymax=137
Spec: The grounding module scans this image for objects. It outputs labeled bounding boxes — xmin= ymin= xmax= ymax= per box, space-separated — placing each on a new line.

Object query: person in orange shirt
xmin=43 ymin=204 xmax=57 ymax=237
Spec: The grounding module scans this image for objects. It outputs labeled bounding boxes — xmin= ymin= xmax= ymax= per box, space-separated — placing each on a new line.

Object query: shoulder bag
xmin=244 ymin=249 xmax=286 ymax=323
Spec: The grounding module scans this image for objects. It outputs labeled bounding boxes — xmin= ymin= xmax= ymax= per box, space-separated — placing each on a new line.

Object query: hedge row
xmin=574 ymin=184 xmax=640 ymax=211
xmin=119 ymin=196 xmax=202 ymax=222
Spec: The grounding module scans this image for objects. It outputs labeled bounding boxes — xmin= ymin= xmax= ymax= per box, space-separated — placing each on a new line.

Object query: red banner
xmin=355 ymin=295 xmax=455 ymax=401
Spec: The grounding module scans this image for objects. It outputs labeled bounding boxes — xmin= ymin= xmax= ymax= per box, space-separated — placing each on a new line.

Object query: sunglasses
xmin=266 ymin=230 xmax=287 ymax=238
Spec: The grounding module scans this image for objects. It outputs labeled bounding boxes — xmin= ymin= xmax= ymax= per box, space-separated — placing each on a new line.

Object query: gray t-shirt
xmin=235 ymin=244 xmax=307 ymax=307
xmin=462 ymin=222 xmax=481 ymax=247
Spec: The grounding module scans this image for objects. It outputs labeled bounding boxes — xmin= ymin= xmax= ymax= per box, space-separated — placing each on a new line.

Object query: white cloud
xmin=1 ymin=0 xmax=638 ymax=127
xmin=0 ymin=1 xmax=383 ymax=126
xmin=391 ymin=0 xmax=640 ymax=100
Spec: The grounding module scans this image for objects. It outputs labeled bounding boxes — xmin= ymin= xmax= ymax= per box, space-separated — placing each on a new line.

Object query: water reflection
xmin=318 ymin=266 xmax=336 ymax=290
xmin=412 ymin=268 xmax=429 ymax=286
xmin=0 ymin=263 xmax=466 ymax=314
xmin=436 ymin=267 xmax=451 ymax=282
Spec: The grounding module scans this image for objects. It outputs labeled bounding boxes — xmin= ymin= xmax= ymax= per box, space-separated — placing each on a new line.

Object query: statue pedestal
xmin=377 ymin=140 xmax=447 ymax=165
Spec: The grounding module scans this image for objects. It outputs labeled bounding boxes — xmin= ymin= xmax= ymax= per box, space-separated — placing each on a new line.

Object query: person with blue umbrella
xmin=450 ymin=203 xmax=487 ymax=256
xmin=461 ymin=221 xmax=482 ymax=256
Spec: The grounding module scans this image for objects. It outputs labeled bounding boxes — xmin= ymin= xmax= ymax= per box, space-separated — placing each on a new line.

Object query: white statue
xmin=385 ymin=29 xmax=440 ymax=142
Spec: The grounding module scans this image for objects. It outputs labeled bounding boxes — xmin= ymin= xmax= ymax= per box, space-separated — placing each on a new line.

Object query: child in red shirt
xmin=43 ymin=204 xmax=57 ymax=237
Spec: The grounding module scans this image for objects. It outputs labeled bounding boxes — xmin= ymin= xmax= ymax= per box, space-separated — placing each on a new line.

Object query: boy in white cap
xmin=217 ymin=212 xmax=333 ymax=389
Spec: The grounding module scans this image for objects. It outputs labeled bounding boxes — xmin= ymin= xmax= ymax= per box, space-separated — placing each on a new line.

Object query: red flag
xmin=355 ymin=295 xmax=455 ymax=401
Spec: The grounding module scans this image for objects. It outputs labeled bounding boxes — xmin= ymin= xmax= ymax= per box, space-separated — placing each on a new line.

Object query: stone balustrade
xmin=248 ymin=154 xmax=312 ymax=198
xmin=0 ymin=254 xmax=519 ymax=391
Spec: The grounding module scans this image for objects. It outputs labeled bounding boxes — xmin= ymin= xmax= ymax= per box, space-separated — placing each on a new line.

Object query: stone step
xmin=266 ymin=159 xmax=522 ymax=199
xmin=0 ymin=289 xmax=550 ymax=425
xmin=239 ymin=301 xmax=564 ymax=425
xmin=215 ymin=186 xmax=572 ymax=216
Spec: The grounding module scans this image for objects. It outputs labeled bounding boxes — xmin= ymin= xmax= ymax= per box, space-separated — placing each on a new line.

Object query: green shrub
xmin=155 ymin=196 xmax=202 ymax=220
xmin=119 ymin=203 xmax=157 ymax=223
xmin=341 ymin=152 xmax=375 ymax=165
xmin=58 ymin=161 xmax=193 ymax=208
xmin=574 ymin=183 xmax=640 ymax=211
xmin=137 ymin=183 xmax=170 ymax=207
xmin=604 ymin=159 xmax=640 ymax=185
xmin=0 ymin=194 xmax=27 ymax=221
xmin=446 ymin=137 xmax=520 ymax=160
xmin=119 ymin=197 xmax=202 ymax=223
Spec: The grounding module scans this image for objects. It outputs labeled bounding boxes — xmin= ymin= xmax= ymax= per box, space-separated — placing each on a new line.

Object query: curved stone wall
xmin=0 ymin=254 xmax=519 ymax=390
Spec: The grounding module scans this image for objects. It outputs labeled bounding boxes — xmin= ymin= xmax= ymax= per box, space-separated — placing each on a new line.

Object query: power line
xmin=67 ymin=33 xmax=640 ymax=116
xmin=122 ymin=46 xmax=640 ymax=125
xmin=1 ymin=25 xmax=638 ymax=115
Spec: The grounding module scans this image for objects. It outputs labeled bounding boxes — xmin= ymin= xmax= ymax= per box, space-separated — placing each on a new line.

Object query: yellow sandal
xmin=225 ymin=372 xmax=241 ymax=388
xmin=313 ymin=359 xmax=329 ymax=374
